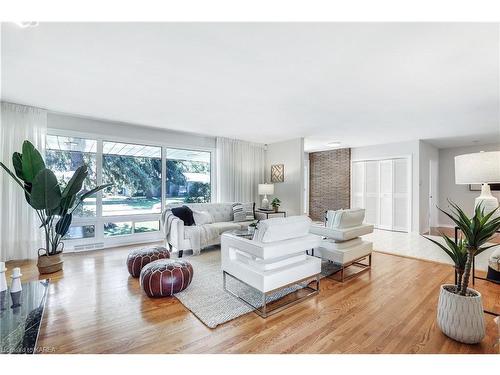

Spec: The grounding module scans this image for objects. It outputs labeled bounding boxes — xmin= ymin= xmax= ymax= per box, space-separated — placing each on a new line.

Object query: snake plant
xmin=0 ymin=140 xmax=111 ymax=256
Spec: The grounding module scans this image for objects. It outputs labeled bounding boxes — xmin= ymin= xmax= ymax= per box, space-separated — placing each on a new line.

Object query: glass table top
xmin=227 ymin=229 xmax=255 ymax=239
xmin=0 ymin=279 xmax=49 ymax=354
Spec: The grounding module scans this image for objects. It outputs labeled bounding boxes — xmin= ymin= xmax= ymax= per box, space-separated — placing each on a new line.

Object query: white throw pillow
xmin=232 ymin=202 xmax=255 ymax=222
xmin=192 ymin=210 xmax=214 ymax=225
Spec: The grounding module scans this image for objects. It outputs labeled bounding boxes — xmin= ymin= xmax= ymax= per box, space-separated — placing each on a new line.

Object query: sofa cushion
xmin=232 ymin=202 xmax=255 ymax=222
xmin=317 ymin=240 xmax=372 ymax=264
xmin=327 ymin=209 xmax=365 ymax=229
xmin=206 ymin=222 xmax=241 ymax=235
xmin=171 ymin=205 xmax=195 ymax=226
xmin=254 ymin=216 xmax=312 ymax=243
xmin=310 ymin=223 xmax=374 ymax=241
xmin=192 ymin=210 xmax=213 ymax=225
xmin=325 ymin=237 xmax=362 ymax=249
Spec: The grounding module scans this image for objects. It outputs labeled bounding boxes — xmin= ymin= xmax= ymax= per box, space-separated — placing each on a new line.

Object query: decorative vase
xmin=437 ymin=284 xmax=485 ymax=344
xmin=10 ymin=267 xmax=22 ymax=308
xmin=37 ymin=253 xmax=63 ymax=274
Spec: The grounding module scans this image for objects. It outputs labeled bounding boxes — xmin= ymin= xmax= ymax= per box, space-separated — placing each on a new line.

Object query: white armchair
xmin=310 ymin=208 xmax=374 ymax=282
xmin=221 ymin=216 xmax=322 ymax=318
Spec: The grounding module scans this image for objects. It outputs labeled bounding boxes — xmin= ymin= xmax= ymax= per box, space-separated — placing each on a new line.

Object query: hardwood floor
xmin=8 ymin=244 xmax=499 ymax=354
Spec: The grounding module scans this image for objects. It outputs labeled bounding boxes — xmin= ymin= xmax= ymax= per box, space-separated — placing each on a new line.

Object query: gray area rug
xmin=175 ymin=248 xmax=339 ymax=328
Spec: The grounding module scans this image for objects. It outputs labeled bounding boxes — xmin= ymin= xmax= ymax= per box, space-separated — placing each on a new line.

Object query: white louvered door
xmin=378 ymin=160 xmax=393 ymax=230
xmin=351 ymin=157 xmax=410 ymax=232
xmin=392 ymin=158 xmax=410 ymax=232
xmin=364 ymin=160 xmax=379 ymax=226
xmin=351 ymin=161 xmax=365 ymax=211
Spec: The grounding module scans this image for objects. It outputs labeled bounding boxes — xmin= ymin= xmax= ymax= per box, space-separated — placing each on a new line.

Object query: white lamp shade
xmin=258 ymin=183 xmax=274 ymax=195
xmin=455 ymin=151 xmax=500 ymax=184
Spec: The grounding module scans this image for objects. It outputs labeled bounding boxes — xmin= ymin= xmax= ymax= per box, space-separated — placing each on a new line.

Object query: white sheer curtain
xmin=0 ymin=102 xmax=47 ymax=261
xmin=216 ymin=137 xmax=265 ymax=203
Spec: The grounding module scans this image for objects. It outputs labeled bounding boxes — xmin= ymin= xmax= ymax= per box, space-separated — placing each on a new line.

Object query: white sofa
xmin=163 ymin=202 xmax=255 ymax=256
xmin=310 ymin=208 xmax=374 ymax=282
xmin=221 ymin=216 xmax=322 ymax=317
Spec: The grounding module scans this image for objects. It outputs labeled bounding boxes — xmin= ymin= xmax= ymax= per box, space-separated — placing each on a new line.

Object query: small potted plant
xmin=271 ymin=197 xmax=281 ymax=213
xmin=424 ymin=200 xmax=500 ymax=344
xmin=0 ymin=141 xmax=111 ymax=274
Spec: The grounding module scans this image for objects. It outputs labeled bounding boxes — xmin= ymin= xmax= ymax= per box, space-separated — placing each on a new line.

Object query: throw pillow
xmin=171 ymin=205 xmax=195 ymax=226
xmin=232 ymin=202 xmax=255 ymax=222
xmin=192 ymin=210 xmax=213 ymax=225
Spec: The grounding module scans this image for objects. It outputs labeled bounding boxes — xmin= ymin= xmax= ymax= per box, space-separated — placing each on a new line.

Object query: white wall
xmin=438 ymin=143 xmax=500 ymax=226
xmin=265 ymin=138 xmax=305 ymax=216
xmin=48 ymin=112 xmax=216 ymax=149
xmin=419 ymin=140 xmax=439 ymax=233
xmin=351 ymin=140 xmax=420 ymax=232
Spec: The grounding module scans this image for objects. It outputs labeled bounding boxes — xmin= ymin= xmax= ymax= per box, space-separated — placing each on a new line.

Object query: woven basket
xmin=37 ymin=253 xmax=63 ymax=274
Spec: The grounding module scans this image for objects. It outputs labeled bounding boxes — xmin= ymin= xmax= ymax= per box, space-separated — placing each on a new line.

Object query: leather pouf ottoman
xmin=140 ymin=259 xmax=193 ymax=297
xmin=127 ymin=246 xmax=170 ymax=277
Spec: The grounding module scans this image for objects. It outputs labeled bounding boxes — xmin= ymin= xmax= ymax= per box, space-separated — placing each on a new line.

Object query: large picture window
xmin=45 ymin=135 xmax=97 ymax=217
xmin=166 ymin=148 xmax=211 ymax=204
xmin=45 ymin=133 xmax=213 ymax=248
xmin=102 ymin=141 xmax=162 ymax=216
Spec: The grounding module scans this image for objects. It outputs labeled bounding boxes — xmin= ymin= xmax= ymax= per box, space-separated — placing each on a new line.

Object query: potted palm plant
xmin=425 ymin=200 xmax=500 ymax=344
xmin=0 ymin=141 xmax=111 ymax=274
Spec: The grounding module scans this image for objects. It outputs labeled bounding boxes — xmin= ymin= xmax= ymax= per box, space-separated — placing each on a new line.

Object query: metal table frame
xmin=223 ymin=271 xmax=320 ymax=318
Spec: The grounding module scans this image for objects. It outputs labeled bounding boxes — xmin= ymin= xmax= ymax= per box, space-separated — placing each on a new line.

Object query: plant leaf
xmin=60 ymin=194 xmax=77 ymax=212
xmin=30 ymin=169 xmax=62 ymax=210
xmin=12 ymin=152 xmax=24 ymax=180
xmin=62 ymin=165 xmax=88 ymax=198
xmin=79 ymin=183 xmax=112 ymax=201
xmin=55 ymin=213 xmax=72 ymax=236
xmin=422 ymin=234 xmax=467 ymax=267
xmin=0 ymin=161 xmax=30 ymax=191
xmin=21 ymin=140 xmax=46 ymax=183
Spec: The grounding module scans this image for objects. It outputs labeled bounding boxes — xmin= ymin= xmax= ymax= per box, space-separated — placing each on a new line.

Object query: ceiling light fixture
xmin=14 ymin=21 xmax=39 ymax=28
xmin=327 ymin=141 xmax=341 ymax=147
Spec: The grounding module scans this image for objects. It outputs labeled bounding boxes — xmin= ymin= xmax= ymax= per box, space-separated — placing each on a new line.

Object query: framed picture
xmin=271 ymin=164 xmax=284 ymax=183
xmin=469 ymin=183 xmax=500 ymax=191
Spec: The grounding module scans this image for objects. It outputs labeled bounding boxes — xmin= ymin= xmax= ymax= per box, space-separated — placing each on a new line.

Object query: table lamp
xmin=258 ymin=183 xmax=274 ymax=209
xmin=455 ymin=151 xmax=500 ymax=214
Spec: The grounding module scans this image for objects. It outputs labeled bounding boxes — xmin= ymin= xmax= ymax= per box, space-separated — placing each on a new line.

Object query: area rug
xmin=175 ymin=249 xmax=338 ymax=328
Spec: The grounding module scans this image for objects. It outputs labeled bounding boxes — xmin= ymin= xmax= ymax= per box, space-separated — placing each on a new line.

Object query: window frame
xmin=46 ymin=128 xmax=215 ymax=250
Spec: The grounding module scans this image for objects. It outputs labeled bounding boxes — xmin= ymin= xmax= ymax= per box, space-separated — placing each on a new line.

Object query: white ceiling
xmin=1 ymin=22 xmax=499 ymax=151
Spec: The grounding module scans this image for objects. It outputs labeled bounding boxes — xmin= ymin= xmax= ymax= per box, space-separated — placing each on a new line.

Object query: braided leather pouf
xmin=140 ymin=259 xmax=193 ymax=297
xmin=127 ymin=246 xmax=170 ymax=277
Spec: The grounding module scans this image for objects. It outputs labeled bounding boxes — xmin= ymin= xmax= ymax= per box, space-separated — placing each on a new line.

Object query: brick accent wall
xmin=309 ymin=148 xmax=351 ymax=221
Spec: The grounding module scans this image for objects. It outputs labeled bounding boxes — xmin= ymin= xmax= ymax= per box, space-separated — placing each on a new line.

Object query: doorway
xmin=428 ymin=159 xmax=439 ymax=231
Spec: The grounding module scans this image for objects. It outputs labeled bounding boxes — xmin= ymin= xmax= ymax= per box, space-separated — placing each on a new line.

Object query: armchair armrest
xmin=167 ymin=216 xmax=185 ymax=248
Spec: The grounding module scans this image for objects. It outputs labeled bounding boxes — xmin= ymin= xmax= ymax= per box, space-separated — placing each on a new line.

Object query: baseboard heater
xmin=73 ymin=242 xmax=105 ymax=252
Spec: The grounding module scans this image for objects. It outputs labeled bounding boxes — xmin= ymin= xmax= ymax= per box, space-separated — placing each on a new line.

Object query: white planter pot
xmin=437 ymin=284 xmax=485 ymax=344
